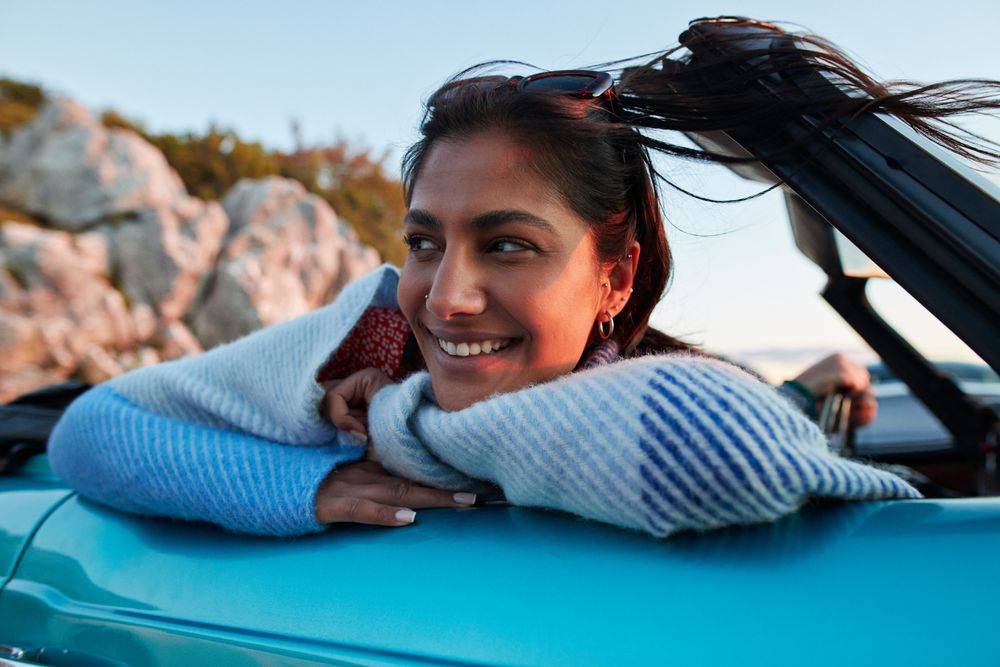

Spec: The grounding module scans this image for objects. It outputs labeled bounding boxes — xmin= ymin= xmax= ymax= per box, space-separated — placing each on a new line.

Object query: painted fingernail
xmin=453 ymin=492 xmax=477 ymax=505
xmin=395 ymin=509 xmax=416 ymax=524
xmin=350 ymin=430 xmax=367 ymax=442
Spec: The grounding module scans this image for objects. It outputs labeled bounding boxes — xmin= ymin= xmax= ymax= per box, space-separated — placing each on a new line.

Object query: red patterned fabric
xmin=316 ymin=307 xmax=413 ymax=383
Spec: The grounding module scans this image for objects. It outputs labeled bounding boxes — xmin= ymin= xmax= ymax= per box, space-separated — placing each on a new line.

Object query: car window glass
xmin=866 ymin=279 xmax=989 ymax=370
xmin=834 ymin=231 xmax=890 ymax=279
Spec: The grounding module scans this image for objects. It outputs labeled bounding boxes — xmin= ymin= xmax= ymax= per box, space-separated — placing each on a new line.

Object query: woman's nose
xmin=424 ymin=251 xmax=487 ymax=319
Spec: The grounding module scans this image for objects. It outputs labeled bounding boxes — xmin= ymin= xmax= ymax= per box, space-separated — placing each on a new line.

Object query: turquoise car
xmin=2 ymin=18 xmax=999 ymax=666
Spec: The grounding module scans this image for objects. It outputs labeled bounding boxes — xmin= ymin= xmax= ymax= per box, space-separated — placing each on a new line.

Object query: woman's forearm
xmin=48 ymin=384 xmax=365 ymax=536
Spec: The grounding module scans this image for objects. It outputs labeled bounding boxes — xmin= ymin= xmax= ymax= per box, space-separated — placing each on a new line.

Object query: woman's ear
xmin=600 ymin=242 xmax=640 ymax=319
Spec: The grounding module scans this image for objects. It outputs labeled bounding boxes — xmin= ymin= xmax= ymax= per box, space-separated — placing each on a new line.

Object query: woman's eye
xmin=489 ymin=239 xmax=531 ymax=253
xmin=403 ymin=235 xmax=437 ymax=252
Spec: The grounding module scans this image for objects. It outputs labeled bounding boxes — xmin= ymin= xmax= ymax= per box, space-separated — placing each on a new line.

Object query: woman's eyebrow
xmin=404 ymin=209 xmax=440 ymax=229
xmin=470 ymin=209 xmax=556 ymax=233
xmin=404 ymin=208 xmax=556 ymax=233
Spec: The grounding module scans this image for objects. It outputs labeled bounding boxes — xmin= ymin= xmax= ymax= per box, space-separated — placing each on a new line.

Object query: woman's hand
xmin=315 ymin=459 xmax=477 ymax=526
xmin=322 ymin=368 xmax=394 ymax=442
xmin=792 ymin=353 xmax=878 ymax=427
xmin=318 ymin=368 xmax=477 ymax=526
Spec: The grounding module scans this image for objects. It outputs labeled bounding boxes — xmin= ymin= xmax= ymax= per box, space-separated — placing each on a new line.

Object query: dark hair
xmin=402 ymin=18 xmax=1000 ymax=357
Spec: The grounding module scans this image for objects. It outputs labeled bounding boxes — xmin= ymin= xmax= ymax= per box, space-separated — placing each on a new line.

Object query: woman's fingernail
xmin=453 ymin=492 xmax=477 ymax=505
xmin=395 ymin=509 xmax=416 ymax=524
xmin=350 ymin=430 xmax=367 ymax=442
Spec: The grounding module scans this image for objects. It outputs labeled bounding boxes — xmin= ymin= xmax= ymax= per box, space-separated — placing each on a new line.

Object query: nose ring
xmin=424 ymin=294 xmax=429 ymax=299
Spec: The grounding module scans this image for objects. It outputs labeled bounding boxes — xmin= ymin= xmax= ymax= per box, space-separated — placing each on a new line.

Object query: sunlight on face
xmin=398 ymin=131 xmax=610 ymax=411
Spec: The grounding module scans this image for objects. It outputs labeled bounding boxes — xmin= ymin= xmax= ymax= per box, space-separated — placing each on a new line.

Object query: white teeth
xmin=436 ymin=337 xmax=511 ymax=357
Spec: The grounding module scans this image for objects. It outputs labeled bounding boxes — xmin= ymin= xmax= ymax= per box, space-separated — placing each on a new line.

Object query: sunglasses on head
xmin=430 ymin=70 xmax=615 ymax=107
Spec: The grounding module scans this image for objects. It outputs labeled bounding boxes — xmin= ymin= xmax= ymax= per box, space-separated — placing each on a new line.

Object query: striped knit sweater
xmin=48 ymin=265 xmax=920 ymax=537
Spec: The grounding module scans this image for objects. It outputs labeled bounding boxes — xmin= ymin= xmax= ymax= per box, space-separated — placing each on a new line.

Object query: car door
xmin=3 ymin=458 xmax=1000 ymax=666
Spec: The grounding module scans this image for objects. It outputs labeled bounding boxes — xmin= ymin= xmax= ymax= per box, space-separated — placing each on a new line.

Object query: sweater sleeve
xmin=368 ymin=354 xmax=920 ymax=537
xmin=47 ymin=265 xmax=402 ymax=536
xmin=48 ymin=384 xmax=365 ymax=536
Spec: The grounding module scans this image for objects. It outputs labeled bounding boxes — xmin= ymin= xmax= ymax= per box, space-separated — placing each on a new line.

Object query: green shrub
xmin=0 ymin=78 xmax=44 ymax=133
xmin=150 ymin=128 xmax=279 ymax=201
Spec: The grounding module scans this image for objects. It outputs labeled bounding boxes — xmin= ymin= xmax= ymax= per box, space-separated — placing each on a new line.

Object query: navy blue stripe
xmin=639 ymin=413 xmax=744 ymax=521
xmin=710 ymin=378 xmax=814 ymax=491
xmin=843 ymin=460 xmax=867 ymax=495
xmin=825 ymin=456 xmax=848 ymax=495
xmin=638 ymin=500 xmax=673 ymax=534
xmin=640 ymin=487 xmax=678 ymax=532
xmin=640 ymin=382 xmax=769 ymax=520
xmin=649 ymin=371 xmax=787 ymax=517
xmin=875 ymin=474 xmax=889 ymax=497
xmin=839 ymin=458 xmax=860 ymax=495
xmin=637 ymin=451 xmax=717 ymax=525
xmin=754 ymin=386 xmax=837 ymax=492
xmin=803 ymin=454 xmax=830 ymax=492
xmin=670 ymin=367 xmax=795 ymax=497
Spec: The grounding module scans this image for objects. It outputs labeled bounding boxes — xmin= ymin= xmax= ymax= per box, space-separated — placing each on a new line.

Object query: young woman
xmin=48 ymin=18 xmax=999 ymax=538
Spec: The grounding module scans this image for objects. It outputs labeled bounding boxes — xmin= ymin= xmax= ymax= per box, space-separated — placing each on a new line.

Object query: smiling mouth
xmin=434 ymin=336 xmax=515 ymax=357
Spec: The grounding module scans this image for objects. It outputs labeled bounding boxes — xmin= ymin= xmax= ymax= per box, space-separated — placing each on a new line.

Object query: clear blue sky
xmin=2 ymin=0 xmax=997 ymax=376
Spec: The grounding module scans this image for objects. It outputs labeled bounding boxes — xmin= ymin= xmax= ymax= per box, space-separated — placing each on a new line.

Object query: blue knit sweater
xmin=48 ymin=265 xmax=920 ymax=537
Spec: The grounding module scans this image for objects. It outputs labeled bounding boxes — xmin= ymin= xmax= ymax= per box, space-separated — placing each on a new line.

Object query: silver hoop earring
xmin=597 ymin=314 xmax=614 ymax=340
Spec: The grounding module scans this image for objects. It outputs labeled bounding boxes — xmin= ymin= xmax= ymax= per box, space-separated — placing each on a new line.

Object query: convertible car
xmin=2 ymin=17 xmax=998 ymax=666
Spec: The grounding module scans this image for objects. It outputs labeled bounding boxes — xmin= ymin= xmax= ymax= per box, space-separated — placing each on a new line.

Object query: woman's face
xmin=398 ymin=130 xmax=618 ymax=411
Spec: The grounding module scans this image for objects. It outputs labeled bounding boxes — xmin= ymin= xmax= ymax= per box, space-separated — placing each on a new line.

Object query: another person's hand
xmin=791 ymin=353 xmax=878 ymax=427
xmin=315 ymin=459 xmax=476 ymax=527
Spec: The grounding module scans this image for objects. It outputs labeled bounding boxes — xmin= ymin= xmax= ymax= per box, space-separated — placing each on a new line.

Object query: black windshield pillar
xmin=822 ymin=275 xmax=995 ymax=457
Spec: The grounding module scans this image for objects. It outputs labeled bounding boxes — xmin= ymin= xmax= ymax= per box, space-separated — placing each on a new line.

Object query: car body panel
xmin=0 ymin=455 xmax=72 ymax=589
xmin=2 ymin=459 xmax=999 ymax=666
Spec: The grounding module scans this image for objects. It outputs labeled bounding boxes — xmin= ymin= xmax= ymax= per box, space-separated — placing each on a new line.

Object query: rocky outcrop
xmin=0 ymin=98 xmax=382 ymax=402
xmin=109 ymin=197 xmax=229 ymax=321
xmin=0 ymin=221 xmax=158 ymax=391
xmin=0 ymin=98 xmax=187 ymax=230
xmin=192 ymin=177 xmax=379 ymax=347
